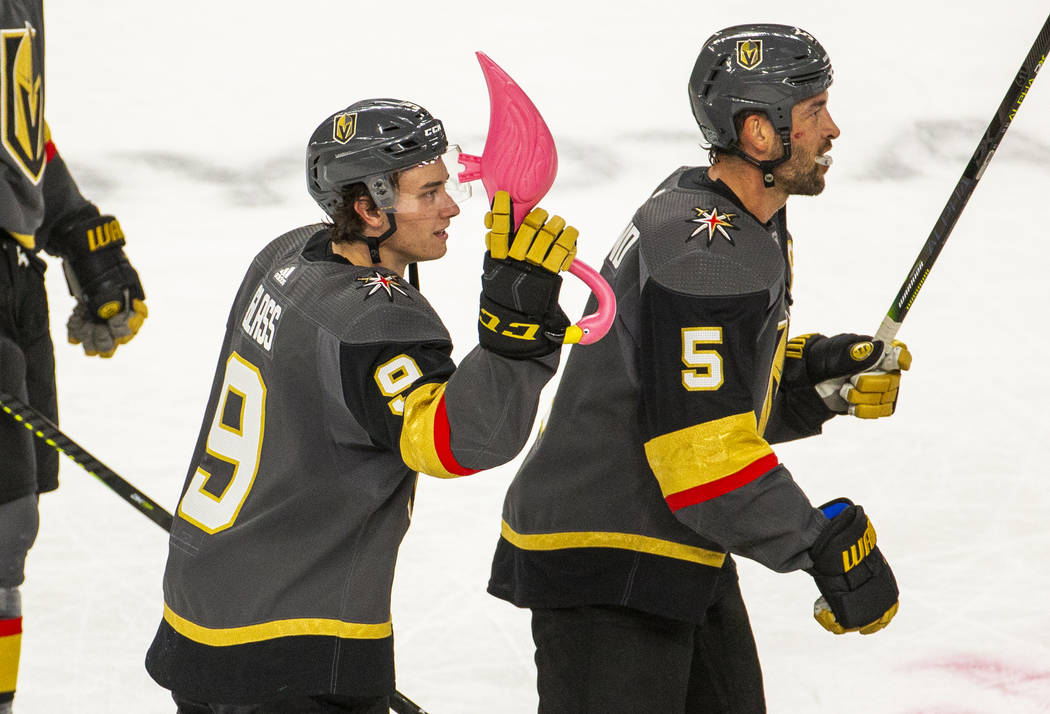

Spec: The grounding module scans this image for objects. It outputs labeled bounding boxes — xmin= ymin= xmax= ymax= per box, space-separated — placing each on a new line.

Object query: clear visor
xmin=369 ymin=145 xmax=472 ymax=214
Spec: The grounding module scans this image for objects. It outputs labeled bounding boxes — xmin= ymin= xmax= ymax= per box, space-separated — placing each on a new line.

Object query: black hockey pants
xmin=530 ymin=576 xmax=765 ymax=713
xmin=0 ymin=234 xmax=58 ymax=503
xmin=172 ymin=693 xmax=389 ymax=713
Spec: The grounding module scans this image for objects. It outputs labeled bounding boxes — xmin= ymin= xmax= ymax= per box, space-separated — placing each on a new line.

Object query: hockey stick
xmin=0 ymin=390 xmax=431 ymax=713
xmin=873 ymin=13 xmax=1050 ymax=345
xmin=0 ymin=389 xmax=173 ymax=530
xmin=390 ymin=691 xmax=429 ymax=714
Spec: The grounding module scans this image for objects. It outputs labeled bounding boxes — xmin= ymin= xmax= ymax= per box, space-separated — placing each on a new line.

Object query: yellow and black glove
xmin=808 ymin=499 xmax=899 ymax=635
xmin=782 ymin=333 xmax=911 ymax=428
xmin=478 ymin=191 xmax=577 ymax=359
xmin=56 ymin=207 xmax=147 ymax=358
xmin=833 ymin=340 xmax=912 ymax=419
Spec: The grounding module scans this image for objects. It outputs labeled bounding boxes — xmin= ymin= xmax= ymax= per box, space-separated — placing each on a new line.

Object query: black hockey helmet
xmin=306 ymin=98 xmax=449 ymax=217
xmin=688 ymin=24 xmax=833 ymax=182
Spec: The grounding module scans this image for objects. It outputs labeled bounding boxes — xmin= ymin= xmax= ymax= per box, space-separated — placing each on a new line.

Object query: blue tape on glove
xmin=821 ymin=501 xmax=849 ymax=519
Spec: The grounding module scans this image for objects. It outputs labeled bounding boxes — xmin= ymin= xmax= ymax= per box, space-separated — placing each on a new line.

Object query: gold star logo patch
xmin=356 ymin=272 xmax=410 ymax=301
xmin=688 ymin=207 xmax=738 ymax=247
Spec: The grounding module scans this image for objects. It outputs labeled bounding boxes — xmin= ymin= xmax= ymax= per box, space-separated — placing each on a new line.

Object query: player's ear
xmin=354 ymin=197 xmax=385 ymax=229
xmin=739 ymin=114 xmax=777 ymax=159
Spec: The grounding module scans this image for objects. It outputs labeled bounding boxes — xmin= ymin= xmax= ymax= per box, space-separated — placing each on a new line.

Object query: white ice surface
xmin=14 ymin=1 xmax=1050 ymax=711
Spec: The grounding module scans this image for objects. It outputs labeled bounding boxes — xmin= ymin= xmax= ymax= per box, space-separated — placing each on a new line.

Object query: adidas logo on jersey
xmin=273 ymin=265 xmax=296 ymax=285
xmin=241 ymin=284 xmax=283 ymax=352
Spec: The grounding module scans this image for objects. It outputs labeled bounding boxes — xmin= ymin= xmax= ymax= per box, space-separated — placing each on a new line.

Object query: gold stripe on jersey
xmin=162 ymin=604 xmax=392 ymax=646
xmin=0 ymin=631 xmax=20 ymax=691
xmin=644 ymin=412 xmax=773 ymax=499
xmin=9 ymin=231 xmax=34 ymax=249
xmin=501 ymin=520 xmax=726 ymax=567
xmin=400 ymin=382 xmax=466 ymax=479
xmin=758 ymin=320 xmax=789 ymax=435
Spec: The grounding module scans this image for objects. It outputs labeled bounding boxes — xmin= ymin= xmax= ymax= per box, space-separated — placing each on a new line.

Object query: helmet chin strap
xmin=357 ymin=212 xmax=398 ymax=264
xmin=352 ymin=212 xmax=420 ymax=289
xmin=729 ymin=130 xmax=793 ymax=188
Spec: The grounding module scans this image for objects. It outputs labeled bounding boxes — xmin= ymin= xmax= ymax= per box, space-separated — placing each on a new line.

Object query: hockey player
xmin=144 ymin=98 xmax=578 ymax=713
xmin=0 ymin=4 xmax=147 ymax=711
xmin=488 ymin=24 xmax=911 ymax=712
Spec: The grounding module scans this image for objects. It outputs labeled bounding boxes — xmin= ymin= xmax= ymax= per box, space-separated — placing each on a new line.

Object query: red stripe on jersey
xmin=664 ymin=453 xmax=779 ymax=512
xmin=0 ymin=617 xmax=22 ymax=637
xmin=45 ymin=141 xmax=57 ymax=163
xmin=433 ymin=393 xmax=479 ymax=476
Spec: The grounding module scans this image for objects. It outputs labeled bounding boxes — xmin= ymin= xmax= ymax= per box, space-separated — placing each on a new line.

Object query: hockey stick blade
xmin=0 ymin=390 xmax=174 ymax=530
xmin=875 ymin=13 xmax=1050 ymax=345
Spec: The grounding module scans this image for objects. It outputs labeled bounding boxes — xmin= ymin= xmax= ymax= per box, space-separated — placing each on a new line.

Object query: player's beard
xmin=774 ymin=142 xmax=831 ymax=196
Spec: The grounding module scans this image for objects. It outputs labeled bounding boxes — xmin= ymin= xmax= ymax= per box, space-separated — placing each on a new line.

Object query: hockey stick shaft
xmin=874 ymin=13 xmax=1050 ymax=346
xmin=391 ymin=691 xmax=429 ymax=714
xmin=0 ymin=389 xmax=174 ymax=530
xmin=0 ymin=390 xmax=430 ymax=713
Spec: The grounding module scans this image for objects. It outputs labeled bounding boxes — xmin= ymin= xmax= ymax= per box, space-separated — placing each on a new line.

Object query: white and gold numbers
xmin=179 ymin=353 xmax=266 ymax=533
xmin=374 ymin=354 xmax=423 ymax=416
xmin=681 ymin=327 xmax=724 ymax=391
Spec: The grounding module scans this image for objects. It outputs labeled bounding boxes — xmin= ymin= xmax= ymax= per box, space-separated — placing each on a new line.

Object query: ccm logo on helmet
xmin=736 ymin=40 xmax=763 ymax=70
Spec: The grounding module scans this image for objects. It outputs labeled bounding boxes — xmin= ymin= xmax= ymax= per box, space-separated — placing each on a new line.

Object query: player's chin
xmin=799 ymin=170 xmax=828 ymax=196
xmin=423 ymin=239 xmax=449 ymax=261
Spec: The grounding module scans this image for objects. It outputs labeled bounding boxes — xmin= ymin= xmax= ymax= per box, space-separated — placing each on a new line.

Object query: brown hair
xmin=329 ymin=173 xmax=402 ymax=244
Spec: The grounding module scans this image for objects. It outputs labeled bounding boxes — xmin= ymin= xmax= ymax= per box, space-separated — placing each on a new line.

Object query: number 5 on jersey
xmin=178 ymin=352 xmax=267 ymax=533
xmin=682 ymin=327 xmax=723 ymax=391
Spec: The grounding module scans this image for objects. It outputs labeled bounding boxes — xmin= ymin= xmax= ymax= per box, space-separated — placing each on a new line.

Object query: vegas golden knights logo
xmin=1 ymin=22 xmax=46 ymax=183
xmin=332 ymin=111 xmax=357 ymax=144
xmin=736 ymin=39 xmax=763 ymax=70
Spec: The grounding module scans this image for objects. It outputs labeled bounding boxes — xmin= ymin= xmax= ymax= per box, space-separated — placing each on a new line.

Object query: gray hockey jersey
xmin=489 ymin=167 xmax=829 ymax=624
xmin=146 ymin=225 xmax=559 ymax=702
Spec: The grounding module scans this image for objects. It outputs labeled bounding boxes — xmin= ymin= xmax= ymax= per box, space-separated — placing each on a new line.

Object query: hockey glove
xmin=808 ymin=499 xmax=899 ymax=635
xmin=833 ymin=340 xmax=912 ymax=419
xmin=479 ymin=191 xmax=577 ymax=359
xmin=56 ymin=207 xmax=148 ymax=358
xmin=783 ymin=333 xmax=911 ymax=422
